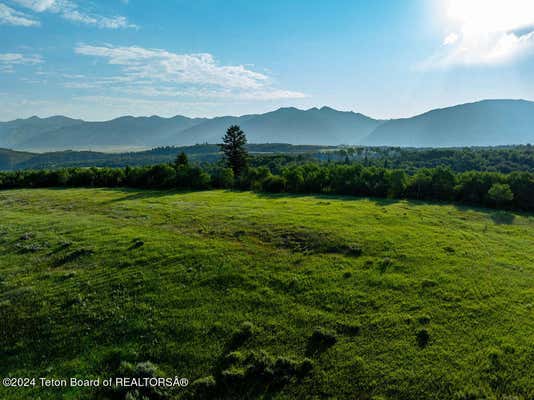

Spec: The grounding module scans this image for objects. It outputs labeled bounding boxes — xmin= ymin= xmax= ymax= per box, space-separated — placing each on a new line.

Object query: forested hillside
xmin=1 ymin=144 xmax=532 ymax=173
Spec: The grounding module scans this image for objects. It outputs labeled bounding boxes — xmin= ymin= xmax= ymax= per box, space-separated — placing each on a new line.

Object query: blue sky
xmin=1 ymin=0 xmax=534 ymax=120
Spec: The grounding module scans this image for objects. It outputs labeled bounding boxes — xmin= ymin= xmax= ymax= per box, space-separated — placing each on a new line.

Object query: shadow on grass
xmin=452 ymin=202 xmax=532 ymax=223
xmin=252 ymin=191 xmax=460 ymax=211
xmin=490 ymin=211 xmax=516 ymax=225
xmin=40 ymin=187 xmax=532 ymax=221
xmin=104 ymin=190 xmax=173 ymax=203
xmin=254 ymin=191 xmax=403 ymax=205
xmin=249 ymin=191 xmax=533 ymax=222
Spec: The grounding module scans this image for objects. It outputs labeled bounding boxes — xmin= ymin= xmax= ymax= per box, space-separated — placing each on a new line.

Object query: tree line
xmin=3 ymin=143 xmax=532 ymax=174
xmin=0 ymin=126 xmax=532 ymax=211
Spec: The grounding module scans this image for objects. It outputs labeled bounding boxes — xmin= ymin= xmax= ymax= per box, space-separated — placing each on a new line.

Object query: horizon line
xmin=1 ymin=98 xmax=532 ymax=124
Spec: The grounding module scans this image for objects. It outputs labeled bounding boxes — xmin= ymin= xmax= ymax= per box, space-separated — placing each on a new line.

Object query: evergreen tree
xmin=220 ymin=125 xmax=249 ymax=176
xmin=175 ymin=152 xmax=189 ymax=168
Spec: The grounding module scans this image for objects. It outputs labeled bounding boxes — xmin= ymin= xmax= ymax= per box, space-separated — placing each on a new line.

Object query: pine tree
xmin=174 ymin=152 xmax=188 ymax=168
xmin=220 ymin=125 xmax=248 ymax=176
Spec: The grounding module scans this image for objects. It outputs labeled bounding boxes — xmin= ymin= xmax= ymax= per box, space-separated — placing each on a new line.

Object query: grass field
xmin=1 ymin=188 xmax=533 ymax=399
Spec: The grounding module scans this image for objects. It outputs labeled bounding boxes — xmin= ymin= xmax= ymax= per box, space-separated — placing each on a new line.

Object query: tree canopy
xmin=220 ymin=125 xmax=249 ymax=176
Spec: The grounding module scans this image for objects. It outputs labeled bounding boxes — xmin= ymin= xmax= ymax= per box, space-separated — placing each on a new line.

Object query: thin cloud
xmin=0 ymin=52 xmax=43 ymax=72
xmin=75 ymin=44 xmax=268 ymax=89
xmin=72 ymin=44 xmax=307 ymax=100
xmin=0 ymin=2 xmax=39 ymax=26
xmin=10 ymin=0 xmax=136 ymax=29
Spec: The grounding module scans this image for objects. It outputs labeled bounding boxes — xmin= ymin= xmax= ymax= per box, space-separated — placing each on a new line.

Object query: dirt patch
xmin=256 ymin=228 xmax=362 ymax=256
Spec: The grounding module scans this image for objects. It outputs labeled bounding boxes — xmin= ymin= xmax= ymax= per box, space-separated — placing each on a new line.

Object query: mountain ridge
xmin=0 ymin=106 xmax=383 ymax=151
xmin=361 ymin=99 xmax=534 ymax=147
xmin=1 ymin=99 xmax=533 ymax=150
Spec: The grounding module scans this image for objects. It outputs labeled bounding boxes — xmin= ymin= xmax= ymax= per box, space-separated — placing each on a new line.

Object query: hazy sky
xmin=1 ymin=0 xmax=534 ymax=121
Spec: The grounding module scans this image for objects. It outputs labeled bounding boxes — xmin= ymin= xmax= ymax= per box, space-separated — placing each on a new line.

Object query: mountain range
xmin=1 ymin=99 xmax=533 ymax=151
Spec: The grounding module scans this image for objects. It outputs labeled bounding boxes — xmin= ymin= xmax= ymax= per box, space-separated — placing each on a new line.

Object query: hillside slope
xmin=0 ymin=189 xmax=533 ymax=399
xmin=363 ymin=99 xmax=534 ymax=147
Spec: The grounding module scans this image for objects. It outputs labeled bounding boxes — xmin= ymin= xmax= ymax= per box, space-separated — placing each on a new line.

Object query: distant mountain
xmin=0 ymin=107 xmax=382 ymax=151
xmin=11 ymin=115 xmax=206 ymax=151
xmin=1 ymin=100 xmax=533 ymax=151
xmin=174 ymin=115 xmax=256 ymax=144
xmin=174 ymin=107 xmax=381 ymax=145
xmin=0 ymin=116 xmax=84 ymax=148
xmin=240 ymin=107 xmax=381 ymax=145
xmin=362 ymin=99 xmax=534 ymax=147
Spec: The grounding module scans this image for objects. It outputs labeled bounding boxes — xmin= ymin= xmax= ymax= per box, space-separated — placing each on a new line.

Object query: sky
xmin=1 ymin=0 xmax=534 ymax=121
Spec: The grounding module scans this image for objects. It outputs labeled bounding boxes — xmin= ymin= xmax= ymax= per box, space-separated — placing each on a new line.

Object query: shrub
xmin=229 ymin=321 xmax=255 ymax=348
xmin=19 ymin=232 xmax=34 ymax=241
xmin=297 ymin=358 xmax=314 ymax=377
xmin=273 ymin=356 xmax=298 ymax=383
xmin=1 ymin=159 xmax=532 ymax=211
xmin=210 ymin=350 xmax=313 ymax=397
xmin=346 ymin=244 xmax=363 ymax=257
xmin=98 ymin=361 xmax=173 ymax=400
xmin=211 ymin=167 xmax=234 ymax=189
xmin=262 ymin=175 xmax=286 ymax=193
xmin=191 ymin=375 xmax=216 ymax=398
xmin=224 ymin=351 xmax=245 ymax=366
xmin=487 ymin=183 xmax=514 ymax=207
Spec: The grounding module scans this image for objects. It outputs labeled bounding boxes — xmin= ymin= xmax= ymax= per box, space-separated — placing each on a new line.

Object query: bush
xmin=211 ymin=167 xmax=234 ymax=188
xmin=209 ymin=350 xmax=313 ymax=397
xmin=224 ymin=351 xmax=245 ymax=366
xmin=1 ymin=160 xmax=533 ymax=211
xmin=345 ymin=244 xmax=363 ymax=257
xmin=273 ymin=356 xmax=298 ymax=383
xmin=191 ymin=375 xmax=216 ymax=398
xmin=98 ymin=360 xmax=173 ymax=400
xmin=262 ymin=175 xmax=286 ymax=193
xmin=487 ymin=183 xmax=514 ymax=207
xmin=297 ymin=358 xmax=314 ymax=377
xmin=229 ymin=321 xmax=255 ymax=348
xmin=220 ymin=368 xmax=246 ymax=387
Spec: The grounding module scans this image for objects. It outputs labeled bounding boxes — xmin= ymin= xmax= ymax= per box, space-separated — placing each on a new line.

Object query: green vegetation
xmin=1 ymin=188 xmax=533 ymax=399
xmin=220 ymin=125 xmax=249 ymax=176
xmin=1 ymin=161 xmax=533 ymax=211
xmin=1 ymin=144 xmax=533 ymax=174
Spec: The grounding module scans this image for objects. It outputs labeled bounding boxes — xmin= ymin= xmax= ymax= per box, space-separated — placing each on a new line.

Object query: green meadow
xmin=1 ymin=188 xmax=533 ymax=399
